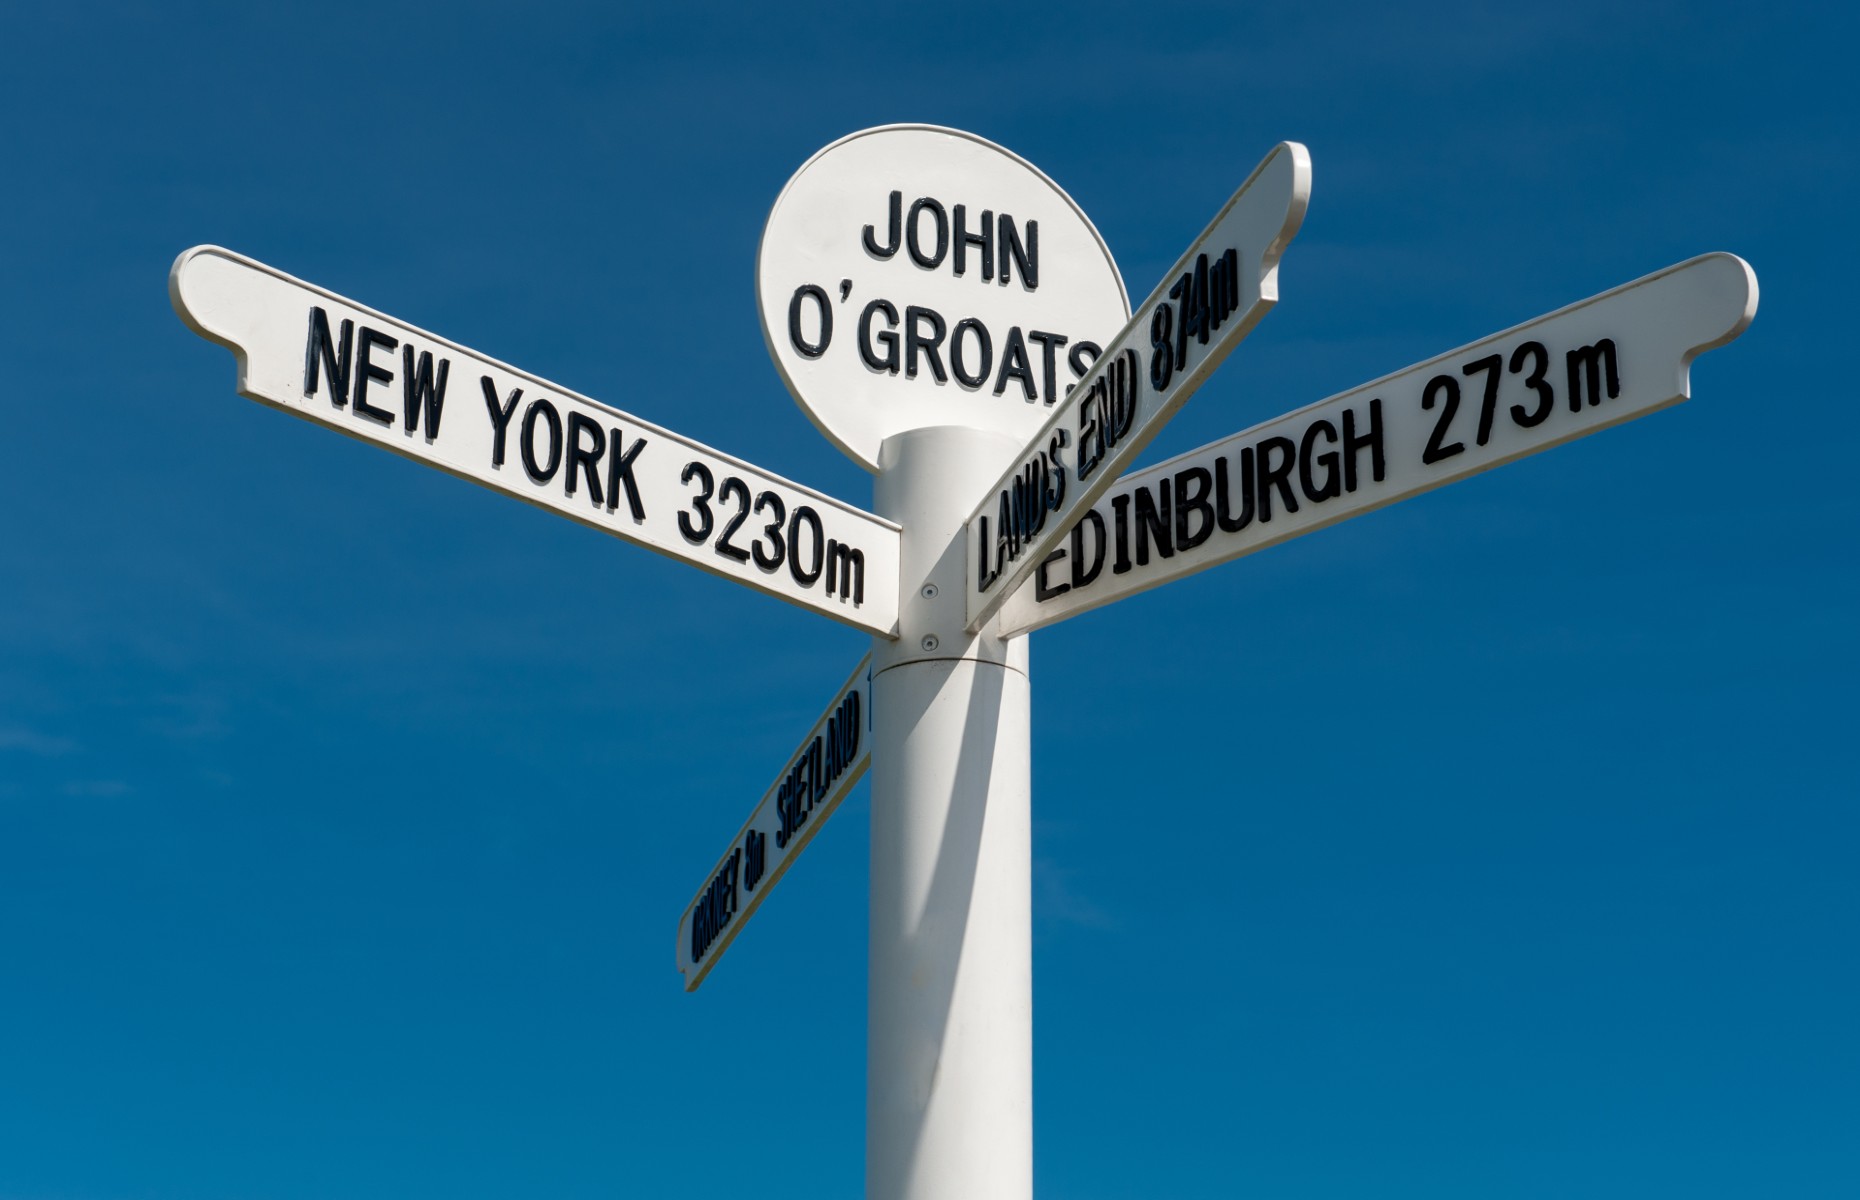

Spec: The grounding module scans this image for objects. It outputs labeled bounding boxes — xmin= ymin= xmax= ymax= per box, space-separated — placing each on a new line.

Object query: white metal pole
xmin=869 ymin=426 xmax=1033 ymax=1200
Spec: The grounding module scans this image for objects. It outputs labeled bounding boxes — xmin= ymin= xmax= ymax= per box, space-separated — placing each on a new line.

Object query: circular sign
xmin=758 ymin=125 xmax=1129 ymax=472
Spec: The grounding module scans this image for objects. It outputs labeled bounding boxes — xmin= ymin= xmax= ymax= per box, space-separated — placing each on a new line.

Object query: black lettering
xmin=352 ymin=327 xmax=398 ymax=426
xmin=1110 ymin=493 xmax=1133 ymax=575
xmin=1133 ymin=481 xmax=1173 ymax=565
xmin=680 ymin=461 xmax=715 ymax=543
xmin=904 ymin=306 xmax=948 ymax=383
xmin=993 ymin=328 xmax=1035 ymax=400
xmin=1214 ymin=449 xmax=1256 ymax=533
xmin=999 ymin=214 xmax=1037 ymax=290
xmin=1071 ymin=509 xmax=1106 ymax=589
xmin=399 ymin=344 xmax=449 ymax=438
xmin=1210 ymin=247 xmax=1240 ymax=323
xmin=751 ymin=491 xmax=787 ymax=572
xmin=1256 ymin=436 xmax=1298 ymax=522
xmin=1028 ymin=330 xmax=1066 ymax=405
xmin=1075 ymin=391 xmax=1102 ymax=482
xmin=950 ymin=318 xmax=992 ymax=389
xmin=952 ymin=205 xmax=993 ymax=280
xmin=1181 ymin=255 xmax=1210 ymax=347
xmin=1045 ymin=429 xmax=1069 ymax=512
xmin=605 ymin=431 xmax=647 ymax=520
xmin=1463 ymin=353 xmax=1503 ymax=447
xmin=1299 ymin=418 xmax=1341 ymax=503
xmin=1174 ymin=466 xmax=1214 ymax=551
xmin=1066 ymin=341 xmax=1101 ymax=395
xmin=1109 ymin=351 xmax=1138 ymax=441
xmin=303 ymin=307 xmax=353 ymax=407
xmin=1565 ymin=338 xmax=1620 ymax=411
xmin=788 ymin=284 xmax=832 ymax=358
xmin=1150 ymin=301 xmax=1175 ymax=390
xmin=1509 ymin=341 xmax=1554 ymax=427
xmin=994 ymin=491 xmax=1016 ymax=575
xmin=482 ymin=377 xmax=520 ymax=468
xmin=858 ymin=300 xmax=901 ymax=374
xmin=565 ymin=411 xmax=605 ymax=505
xmin=1341 ymin=399 xmax=1385 ymax=492
xmin=744 ymin=829 xmax=765 ymax=893
xmin=906 ymin=197 xmax=949 ymax=269
xmin=715 ymin=477 xmax=752 ymax=563
xmin=975 ymin=513 xmax=998 ymax=592
xmin=1018 ymin=472 xmax=1039 ymax=547
xmin=826 ymin=541 xmax=864 ymax=604
xmin=1034 ymin=547 xmax=1069 ymax=601
xmin=862 ymin=190 xmax=901 ymax=259
xmin=520 ymin=399 xmax=563 ymax=483
xmin=1421 ymin=374 xmax=1465 ymax=465
xmin=788 ymin=506 xmax=824 ymax=586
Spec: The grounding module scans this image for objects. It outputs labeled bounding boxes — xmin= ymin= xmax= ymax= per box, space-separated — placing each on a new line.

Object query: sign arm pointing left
xmin=170 ymin=246 xmax=902 ymax=637
xmin=677 ymin=654 xmax=873 ymax=990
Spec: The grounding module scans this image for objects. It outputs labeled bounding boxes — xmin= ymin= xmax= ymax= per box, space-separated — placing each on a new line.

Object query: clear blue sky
xmin=2 ymin=3 xmax=1854 ymax=1197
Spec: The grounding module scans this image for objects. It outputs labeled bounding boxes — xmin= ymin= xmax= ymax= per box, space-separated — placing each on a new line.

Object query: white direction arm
xmin=963 ymin=142 xmax=1311 ymax=632
xmin=170 ymin=247 xmax=902 ymax=638
xmin=676 ymin=656 xmax=872 ymax=991
xmin=996 ymin=253 xmax=1758 ymax=636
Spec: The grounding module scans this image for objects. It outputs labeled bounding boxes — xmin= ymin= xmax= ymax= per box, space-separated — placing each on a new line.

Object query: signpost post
xmin=172 ymin=123 xmax=1757 ymax=1200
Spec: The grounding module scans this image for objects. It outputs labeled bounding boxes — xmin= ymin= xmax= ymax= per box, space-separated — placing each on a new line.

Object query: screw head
xmin=920 ymin=582 xmax=938 ymax=599
xmin=920 ymin=635 xmax=940 ymax=652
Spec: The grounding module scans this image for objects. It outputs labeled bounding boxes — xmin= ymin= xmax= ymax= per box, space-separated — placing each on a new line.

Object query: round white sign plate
xmin=758 ymin=125 xmax=1129 ymax=473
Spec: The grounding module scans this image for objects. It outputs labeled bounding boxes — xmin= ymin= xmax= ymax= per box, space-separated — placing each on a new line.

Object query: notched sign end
xmin=170 ymin=244 xmax=258 ymax=395
xmin=1252 ymin=142 xmax=1313 ymax=308
xmin=1672 ymin=252 xmax=1758 ymax=395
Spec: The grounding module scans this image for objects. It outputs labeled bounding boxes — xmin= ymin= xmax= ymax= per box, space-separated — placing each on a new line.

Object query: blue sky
xmin=2 ymin=2 xmax=1854 ymax=1197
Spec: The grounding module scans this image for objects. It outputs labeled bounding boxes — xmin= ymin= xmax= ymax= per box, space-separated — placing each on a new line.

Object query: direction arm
xmin=676 ymin=655 xmax=872 ymax=991
xmin=962 ymin=142 xmax=1311 ymax=632
xmin=170 ymin=247 xmax=902 ymax=637
xmin=995 ymin=252 xmax=1759 ymax=636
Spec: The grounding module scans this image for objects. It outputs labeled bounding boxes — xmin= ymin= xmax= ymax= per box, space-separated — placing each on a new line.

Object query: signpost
xmin=677 ymin=656 xmax=872 ymax=990
xmin=169 ymin=247 xmax=903 ymax=637
xmin=998 ymin=252 xmax=1759 ymax=635
xmin=963 ymin=141 xmax=1311 ymax=632
xmin=171 ymin=122 xmax=1757 ymax=1200
xmin=757 ymin=124 xmax=1131 ymax=474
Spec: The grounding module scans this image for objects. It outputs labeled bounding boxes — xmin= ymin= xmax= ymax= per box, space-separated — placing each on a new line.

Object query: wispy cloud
xmin=1035 ymin=856 xmax=1119 ymax=931
xmin=61 ymin=779 xmax=132 ymax=798
xmin=0 ymin=726 xmax=77 ymax=756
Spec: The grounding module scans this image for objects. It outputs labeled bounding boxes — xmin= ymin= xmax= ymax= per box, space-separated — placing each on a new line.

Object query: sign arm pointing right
xmin=964 ymin=141 xmax=1312 ymax=632
xmin=996 ymin=252 xmax=1759 ymax=636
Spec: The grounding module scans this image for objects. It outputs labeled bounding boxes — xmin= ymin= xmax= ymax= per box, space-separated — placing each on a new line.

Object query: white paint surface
xmin=171 ymin=246 xmax=901 ymax=636
xmin=965 ymin=142 xmax=1311 ymax=631
xmin=675 ymin=656 xmax=872 ymax=991
xmin=758 ymin=125 xmax=1128 ymax=474
xmin=998 ymin=253 xmax=1758 ymax=635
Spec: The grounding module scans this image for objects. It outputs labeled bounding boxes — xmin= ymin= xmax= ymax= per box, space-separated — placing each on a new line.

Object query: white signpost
xmin=171 ymin=123 xmax=1758 ymax=1200
xmin=169 ymin=247 xmax=902 ymax=636
xmin=758 ymin=124 xmax=1131 ymax=473
xmin=998 ymin=252 xmax=1759 ymax=634
xmin=676 ymin=656 xmax=872 ymax=990
xmin=964 ymin=141 xmax=1311 ymax=631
